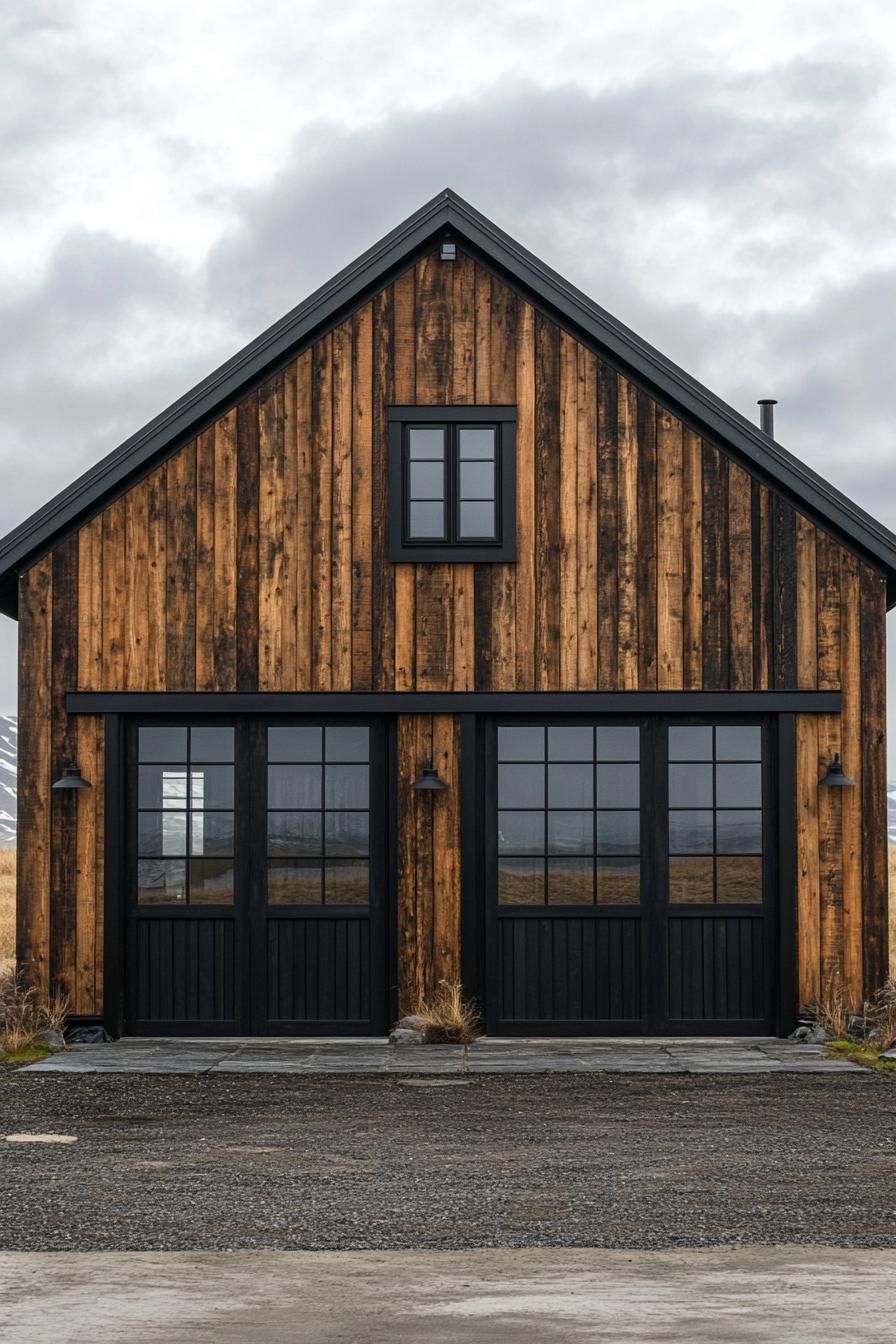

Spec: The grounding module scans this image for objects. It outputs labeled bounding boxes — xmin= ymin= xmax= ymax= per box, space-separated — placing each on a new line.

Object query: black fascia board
xmin=2 ymin=187 xmax=895 ymax=616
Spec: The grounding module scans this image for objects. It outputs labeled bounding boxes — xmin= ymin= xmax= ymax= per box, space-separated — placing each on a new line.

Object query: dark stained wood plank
xmin=514 ymin=301 xmax=537 ymax=690
xmin=17 ymin=557 xmax=53 ymax=995
xmin=124 ymin=480 xmax=149 ymax=690
xmin=839 ymin=551 xmax=863 ymax=1003
xmin=393 ymin=269 xmax=416 ymax=690
xmin=597 ymin=358 xmax=619 ymax=690
xmin=489 ymin=275 xmax=519 ymax=691
xmin=164 ymin=442 xmax=196 ymax=691
xmin=77 ymin=516 xmax=103 ymax=691
xmin=74 ymin=712 xmax=100 ymax=1013
xmin=860 ymin=564 xmax=888 ymax=994
xmin=146 ymin=465 xmax=167 ymax=692
xmin=558 ymin=329 xmax=578 ymax=688
xmin=727 ymin=459 xmax=753 ymax=689
xmin=795 ymin=712 xmax=820 ymax=1007
xmin=681 ymin=428 xmax=703 ymax=689
xmin=311 ymin=337 xmax=333 ymax=690
xmin=815 ymin=529 xmax=842 ymax=691
xmin=701 ymin=441 xmax=729 ymax=689
xmin=535 ymin=313 xmax=560 ymax=690
xmin=351 ymin=304 xmax=374 ymax=689
xmin=450 ymin=254 xmax=476 ymax=690
xmin=103 ymin=494 xmax=127 ymax=690
xmin=371 ymin=289 xmax=395 ymax=691
xmin=50 ymin=536 xmax=78 ymax=1000
xmin=258 ymin=372 xmax=285 ymax=691
xmin=473 ymin=564 xmax=492 ymax=690
xmin=795 ymin=513 xmax=817 ymax=690
xmin=616 ymin=375 xmax=639 ymax=689
xmin=331 ymin=321 xmax=353 ymax=690
xmin=753 ymin=483 xmax=772 ymax=689
xmin=395 ymin=713 xmax=418 ymax=1015
xmin=817 ymin=708 xmax=844 ymax=992
xmin=280 ymin=359 xmax=299 ymax=688
xmin=294 ymin=351 xmax=314 ymax=689
xmin=431 ymin=714 xmax=461 ymax=984
xmin=212 ymin=409 xmax=238 ymax=691
xmin=576 ymin=345 xmax=598 ymax=689
xmin=771 ymin=494 xmax=797 ymax=689
xmin=636 ymin=389 xmax=657 ymax=690
xmin=236 ymin=391 xmax=260 ymax=692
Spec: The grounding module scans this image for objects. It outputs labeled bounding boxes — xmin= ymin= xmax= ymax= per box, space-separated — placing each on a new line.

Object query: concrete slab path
xmin=2 ymin=1248 xmax=895 ymax=1342
xmin=22 ymin=1035 xmax=861 ymax=1073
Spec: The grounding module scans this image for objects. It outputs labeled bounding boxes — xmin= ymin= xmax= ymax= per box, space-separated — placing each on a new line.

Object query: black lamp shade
xmin=52 ymin=766 xmax=91 ymax=791
xmin=411 ymin=765 xmax=449 ymax=791
xmin=820 ymin=753 xmax=855 ymax=788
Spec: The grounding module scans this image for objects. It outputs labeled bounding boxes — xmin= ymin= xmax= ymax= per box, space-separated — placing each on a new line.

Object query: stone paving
xmin=21 ymin=1036 xmax=862 ymax=1074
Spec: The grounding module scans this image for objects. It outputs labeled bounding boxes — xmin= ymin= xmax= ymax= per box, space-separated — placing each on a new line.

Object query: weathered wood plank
xmin=727 ymin=459 xmax=753 ymax=689
xmin=701 ymin=441 xmax=729 ymax=689
xmin=431 ymin=714 xmax=461 ymax=985
xmin=351 ymin=304 xmax=374 ymax=689
xmin=280 ymin=359 xmax=300 ymax=689
xmin=795 ymin=513 xmax=817 ymax=690
xmin=124 ymin=480 xmax=149 ymax=691
xmin=681 ymin=428 xmax=703 ymax=689
xmin=50 ymin=536 xmax=78 ymax=999
xmin=77 ymin=516 xmax=103 ymax=692
xmin=771 ymin=495 xmax=797 ymax=689
xmin=815 ymin=529 xmax=842 ymax=692
xmin=860 ymin=564 xmax=888 ymax=994
xmin=257 ymin=373 xmax=285 ymax=691
xmin=753 ymin=483 xmax=772 ymax=689
xmin=576 ymin=345 xmax=598 ymax=689
xmin=839 ymin=551 xmax=863 ymax=1003
xmin=371 ymin=289 xmax=396 ymax=692
xmin=212 ymin=409 xmax=238 ymax=691
xmin=103 ymin=494 xmax=127 ymax=690
xmin=331 ymin=321 xmax=354 ymax=690
xmin=656 ymin=409 xmax=683 ymax=689
xmin=17 ymin=559 xmax=52 ymax=995
xmin=450 ymin=253 xmax=476 ymax=691
xmin=514 ymin=301 xmax=537 ymax=690
xmin=489 ymin=276 xmax=518 ymax=691
xmin=616 ymin=375 xmax=639 ymax=689
xmin=393 ymin=269 xmax=416 ymax=690
xmin=74 ymin=713 xmax=100 ymax=1013
xmin=558 ymin=329 xmax=578 ymax=688
xmin=236 ymin=392 xmax=260 ymax=692
xmin=636 ymin=389 xmax=657 ymax=690
xmin=817 ymin=709 xmax=844 ymax=992
xmin=164 ymin=442 xmax=196 ymax=690
xmin=145 ymin=466 xmax=167 ymax=692
xmin=535 ymin=313 xmax=561 ymax=690
xmin=311 ymin=337 xmax=333 ymax=690
xmin=796 ymin=712 xmax=821 ymax=1007
xmin=395 ymin=714 xmax=418 ymax=1015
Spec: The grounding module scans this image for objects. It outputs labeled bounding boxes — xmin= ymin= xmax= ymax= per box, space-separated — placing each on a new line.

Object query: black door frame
xmin=111 ymin=712 xmax=391 ymax=1037
xmin=473 ymin=711 xmax=793 ymax=1038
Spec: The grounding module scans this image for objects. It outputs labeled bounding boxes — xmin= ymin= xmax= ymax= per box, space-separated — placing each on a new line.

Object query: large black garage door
xmin=125 ymin=719 xmax=388 ymax=1035
xmin=486 ymin=718 xmax=774 ymax=1035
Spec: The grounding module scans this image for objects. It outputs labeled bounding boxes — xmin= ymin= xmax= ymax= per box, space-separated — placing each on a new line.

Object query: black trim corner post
xmin=776 ymin=713 xmax=798 ymax=1035
xmin=102 ymin=713 xmax=126 ymax=1039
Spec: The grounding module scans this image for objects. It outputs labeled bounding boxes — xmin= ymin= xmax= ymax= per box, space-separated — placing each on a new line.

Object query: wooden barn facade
xmin=2 ymin=190 xmax=893 ymax=1037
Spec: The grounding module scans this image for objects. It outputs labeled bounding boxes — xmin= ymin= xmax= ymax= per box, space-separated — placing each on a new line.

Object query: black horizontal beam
xmin=66 ymin=690 xmax=842 ymax=715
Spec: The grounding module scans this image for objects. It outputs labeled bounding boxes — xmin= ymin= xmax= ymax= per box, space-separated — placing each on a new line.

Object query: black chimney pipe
xmin=757 ymin=398 xmax=777 ymax=437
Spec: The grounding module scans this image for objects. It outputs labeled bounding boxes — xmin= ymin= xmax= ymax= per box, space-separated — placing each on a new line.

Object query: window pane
xmin=669 ymin=763 xmax=713 ymax=807
xmin=716 ymin=810 xmax=762 ymax=854
xmin=458 ymin=501 xmax=496 ymax=538
xmin=268 ymin=859 xmax=322 ymax=905
xmin=547 ymin=858 xmax=593 ymax=905
xmin=408 ymin=427 xmax=445 ymax=459
xmin=498 ymin=726 xmax=544 ymax=761
xmin=596 ymin=858 xmax=640 ymax=905
xmin=190 ymin=727 xmax=234 ymax=762
xmin=137 ymin=859 xmax=187 ymax=905
xmin=498 ymin=810 xmax=545 ymax=854
xmin=715 ymin=726 xmax=762 ymax=760
xmin=138 ymin=765 xmax=188 ymax=810
xmin=139 ymin=727 xmax=188 ymax=762
xmin=716 ymin=763 xmax=761 ymax=808
xmin=669 ymin=856 xmax=713 ymax=903
xmin=547 ymin=810 xmax=593 ymax=855
xmin=459 ymin=461 xmax=495 ymax=499
xmin=595 ymin=810 xmax=640 ymax=855
xmin=668 ymin=726 xmax=713 ymax=760
xmin=498 ymin=857 xmax=544 ymax=905
xmin=716 ymin=856 xmax=763 ymax=903
xmin=324 ymin=859 xmax=369 ymax=905
xmin=325 ymin=726 xmax=369 ymax=762
xmin=548 ymin=762 xmax=593 ymax=808
xmin=138 ymin=812 xmax=187 ymax=857
xmin=324 ymin=812 xmax=369 ymax=857
xmin=189 ymin=859 xmax=235 ymax=905
xmin=409 ymin=500 xmax=446 ymax=539
xmin=458 ymin=427 xmax=496 ymax=459
xmin=409 ymin=461 xmax=444 ymax=499
xmin=267 ymin=812 xmax=322 ymax=858
xmin=669 ymin=810 xmax=714 ymax=855
xmin=595 ymin=726 xmax=640 ymax=761
xmin=498 ymin=763 xmax=544 ymax=808
xmin=268 ymin=726 xmax=322 ymax=762
xmin=191 ymin=811 xmax=234 ymax=857
xmin=324 ymin=764 xmax=369 ymax=810
xmin=595 ymin=763 xmax=639 ymax=809
xmin=268 ymin=763 xmax=321 ymax=809
xmin=191 ymin=765 xmax=233 ymax=810
xmin=548 ymin=726 xmax=593 ymax=761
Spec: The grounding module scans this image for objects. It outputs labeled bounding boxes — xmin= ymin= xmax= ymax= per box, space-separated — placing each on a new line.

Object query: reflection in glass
xmin=498 ymin=858 xmax=544 ymax=905
xmin=324 ymin=812 xmax=369 ymax=857
xmin=459 ymin=461 xmax=495 ymax=498
xmin=595 ymin=811 xmax=640 ymax=855
xmin=498 ymin=810 xmax=545 ymax=854
xmin=595 ymin=726 xmax=640 ymax=761
xmin=325 ymin=726 xmax=369 ymax=762
xmin=547 ymin=810 xmax=593 ymax=855
xmin=268 ymin=763 xmax=321 ymax=810
xmin=267 ymin=811 xmax=322 ymax=857
xmin=547 ymin=858 xmax=593 ymax=904
xmin=139 ymin=726 xmax=188 ymax=762
xmin=409 ymin=427 xmax=446 ymax=459
xmin=669 ymin=856 xmax=714 ymax=903
xmin=138 ymin=811 xmax=187 ymax=857
xmin=137 ymin=859 xmax=187 ymax=904
xmin=669 ymin=809 xmax=714 ymax=855
xmin=715 ymin=810 xmax=762 ymax=854
xmin=716 ymin=856 xmax=763 ymax=903
xmin=715 ymin=726 xmax=762 ymax=761
xmin=268 ymin=726 xmax=322 ymax=763
xmin=189 ymin=859 xmax=235 ymax=905
xmin=715 ymin=763 xmax=762 ymax=808
xmin=409 ymin=501 xmax=446 ymax=539
xmin=548 ymin=762 xmax=593 ymax=808
xmin=498 ymin=726 xmax=544 ymax=761
xmin=267 ymin=859 xmax=322 ymax=905
xmin=191 ymin=811 xmax=234 ymax=857
xmin=595 ymin=763 xmax=640 ymax=809
xmin=324 ymin=860 xmax=369 ymax=905
xmin=668 ymin=726 xmax=713 ymax=760
xmin=324 ymin=764 xmax=369 ymax=810
xmin=458 ymin=427 xmax=495 ymax=458
xmin=498 ymin=763 xmax=545 ymax=808
xmin=669 ymin=763 xmax=713 ymax=808
xmin=595 ymin=858 xmax=640 ymax=904
xmin=191 ymin=765 xmax=233 ymax=809
xmin=409 ymin=461 xmax=445 ymax=498
xmin=190 ymin=727 xmax=234 ymax=762
xmin=548 ymin=725 xmax=592 ymax=761
xmin=458 ymin=501 xmax=496 ymax=538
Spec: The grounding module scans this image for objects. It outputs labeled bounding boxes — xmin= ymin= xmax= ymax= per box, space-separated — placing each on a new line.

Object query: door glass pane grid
xmin=137 ymin=726 xmax=235 ymax=906
xmin=668 ymin=724 xmax=763 ymax=905
xmin=498 ymin=724 xmax=640 ymax=906
xmin=267 ymin=726 xmax=370 ymax=906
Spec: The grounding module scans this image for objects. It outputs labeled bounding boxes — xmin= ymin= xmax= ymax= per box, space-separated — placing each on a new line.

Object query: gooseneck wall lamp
xmin=51 ymin=765 xmax=92 ymax=791
xmin=411 ymin=764 xmax=449 ymax=791
xmin=819 ymin=753 xmax=855 ymax=788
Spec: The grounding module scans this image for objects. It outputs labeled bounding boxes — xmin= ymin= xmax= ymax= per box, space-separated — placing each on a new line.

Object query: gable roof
xmin=1 ymin=186 xmax=895 ymax=616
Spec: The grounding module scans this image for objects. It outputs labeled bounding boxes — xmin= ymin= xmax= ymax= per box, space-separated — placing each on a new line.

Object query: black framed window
xmin=667 ymin=724 xmax=763 ymax=904
xmin=389 ymin=405 xmax=516 ymax=561
xmin=496 ymin=723 xmax=641 ymax=906
xmin=136 ymin=725 xmax=235 ymax=905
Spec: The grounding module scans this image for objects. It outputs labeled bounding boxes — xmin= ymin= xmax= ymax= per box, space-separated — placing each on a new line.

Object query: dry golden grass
xmin=0 ymin=850 xmax=14 ymax=975
xmin=414 ymin=979 xmax=481 ymax=1044
xmin=0 ymin=965 xmax=68 ymax=1055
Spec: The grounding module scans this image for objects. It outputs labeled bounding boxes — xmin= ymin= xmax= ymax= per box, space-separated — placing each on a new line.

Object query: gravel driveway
xmin=2 ymin=1072 xmax=895 ymax=1251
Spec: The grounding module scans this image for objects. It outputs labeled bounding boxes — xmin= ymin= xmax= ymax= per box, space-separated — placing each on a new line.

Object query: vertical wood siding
xmin=14 ymin=246 xmax=889 ymax=1014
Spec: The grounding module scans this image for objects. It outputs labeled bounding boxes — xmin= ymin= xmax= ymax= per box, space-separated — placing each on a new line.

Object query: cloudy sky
xmin=2 ymin=1 xmax=895 ymax=756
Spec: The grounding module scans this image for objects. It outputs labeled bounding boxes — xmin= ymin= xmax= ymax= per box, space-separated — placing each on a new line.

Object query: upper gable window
xmin=388 ymin=406 xmax=516 ymax=562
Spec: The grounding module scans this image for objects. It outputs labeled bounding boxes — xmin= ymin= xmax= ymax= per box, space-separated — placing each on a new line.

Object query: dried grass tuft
xmin=805 ymin=971 xmax=859 ymax=1040
xmin=0 ymin=966 xmax=69 ymax=1055
xmin=415 ymin=980 xmax=481 ymax=1045
xmin=867 ymin=979 xmax=896 ymax=1053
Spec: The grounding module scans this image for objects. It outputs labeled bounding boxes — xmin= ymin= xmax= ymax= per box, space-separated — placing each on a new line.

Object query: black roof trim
xmin=1 ymin=187 xmax=895 ymax=616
